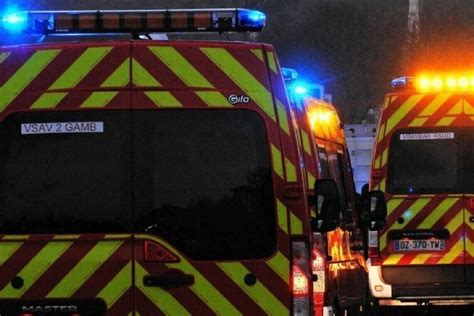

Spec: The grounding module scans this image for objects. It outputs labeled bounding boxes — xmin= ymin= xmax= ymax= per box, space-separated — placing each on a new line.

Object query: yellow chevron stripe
xmin=446 ymin=210 xmax=464 ymax=234
xmin=150 ymin=46 xmax=213 ymax=88
xmin=47 ymin=240 xmax=123 ymax=297
xmin=387 ymin=198 xmax=405 ymax=216
xmin=50 ymin=47 xmax=112 ymax=90
xmin=383 ymin=254 xmax=404 ymax=265
xmin=377 ymin=123 xmax=385 ymax=143
xmin=195 ymin=91 xmax=232 ymax=107
xmin=0 ymin=52 xmax=10 ymax=64
xmin=201 ymin=47 xmax=276 ymax=122
xmin=276 ymin=101 xmax=290 ymax=136
xmin=81 ymin=91 xmax=118 ymax=108
xmin=267 ymin=51 xmax=278 ymax=74
xmin=132 ymin=58 xmax=161 ymax=87
xmin=104 ymin=234 xmax=132 ymax=239
xmin=0 ymin=49 xmax=60 ymax=112
xmin=374 ymin=154 xmax=381 ymax=169
xmin=271 ymin=144 xmax=284 ymax=180
xmin=466 ymin=238 xmax=474 ymax=257
xmin=435 ymin=116 xmax=456 ymax=126
xmin=419 ymin=93 xmax=452 ymax=116
xmin=0 ymin=241 xmax=22 ymax=266
xmin=447 ymin=100 xmax=463 ymax=115
xmin=97 ymin=261 xmax=132 ymax=308
xmin=101 ymin=58 xmax=130 ymax=88
xmin=217 ymin=262 xmax=289 ymax=315
xmin=0 ymin=241 xmax=73 ymax=298
xmin=251 ymin=49 xmax=264 ymax=62
xmin=381 ymin=148 xmax=388 ymax=168
xmin=409 ymin=117 xmax=428 ymax=127
xmin=277 ymin=199 xmax=289 ymax=234
xmin=144 ymin=91 xmax=182 ymax=108
xmin=418 ymin=198 xmax=459 ymax=229
xmin=386 ymin=94 xmax=423 ymax=135
xmin=301 ymin=130 xmax=312 ymax=156
xmin=166 ymin=261 xmax=240 ymax=314
xmin=290 ymin=211 xmax=303 ymax=234
xmin=2 ymin=235 xmax=29 ymax=240
xmin=53 ymin=235 xmax=81 ymax=240
xmin=31 ymin=92 xmax=67 ymax=109
xmin=438 ymin=239 xmax=463 ymax=264
xmin=378 ymin=178 xmax=386 ymax=191
xmin=285 ymin=157 xmax=297 ymax=182
xmin=136 ymin=263 xmax=190 ymax=315
xmin=465 ymin=99 xmax=474 ymax=114
xmin=266 ymin=251 xmax=290 ymax=284
xmin=307 ymin=172 xmax=316 ymax=190
xmin=410 ymin=253 xmax=432 ymax=265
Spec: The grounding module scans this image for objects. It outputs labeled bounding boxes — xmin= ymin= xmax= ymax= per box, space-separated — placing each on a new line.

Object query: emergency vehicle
xmin=368 ymin=75 xmax=474 ymax=305
xmin=284 ymin=73 xmax=382 ymax=316
xmin=0 ymin=8 xmax=321 ymax=315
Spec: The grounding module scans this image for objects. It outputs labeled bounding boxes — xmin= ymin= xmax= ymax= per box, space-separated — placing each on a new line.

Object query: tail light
xmin=311 ymin=247 xmax=326 ymax=308
xmin=368 ymin=230 xmax=382 ymax=265
xmin=144 ymin=240 xmax=179 ymax=262
xmin=291 ymin=241 xmax=311 ymax=316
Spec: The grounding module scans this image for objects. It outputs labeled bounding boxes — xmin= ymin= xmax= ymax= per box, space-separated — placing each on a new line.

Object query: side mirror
xmin=367 ymin=190 xmax=387 ymax=230
xmin=310 ymin=179 xmax=340 ymax=232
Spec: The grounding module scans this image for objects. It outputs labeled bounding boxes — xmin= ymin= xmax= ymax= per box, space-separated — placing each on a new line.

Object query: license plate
xmin=393 ymin=239 xmax=446 ymax=251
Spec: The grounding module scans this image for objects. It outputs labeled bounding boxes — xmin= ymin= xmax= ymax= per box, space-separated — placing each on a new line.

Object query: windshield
xmin=387 ymin=127 xmax=474 ymax=194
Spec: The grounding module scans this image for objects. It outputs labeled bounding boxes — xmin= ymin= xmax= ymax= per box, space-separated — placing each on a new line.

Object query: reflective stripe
xmin=301 ymin=130 xmax=312 ymax=156
xmin=290 ymin=211 xmax=303 ymax=234
xmin=266 ymin=251 xmax=290 ymax=283
xmin=251 ymin=49 xmax=264 ymax=62
xmin=201 ymin=47 xmax=276 ymax=122
xmin=377 ymin=123 xmax=385 ymax=143
xmin=381 ymin=148 xmax=388 ymax=168
xmin=136 ymin=263 xmax=190 ymax=315
xmin=435 ymin=116 xmax=456 ymax=126
xmin=383 ymin=254 xmax=404 ymax=265
xmin=446 ymin=210 xmax=464 ymax=234
xmin=285 ymin=157 xmax=297 ymax=182
xmin=2 ymin=235 xmax=29 ymax=240
xmin=101 ymin=58 xmax=130 ymax=88
xmin=419 ymin=93 xmax=452 ymax=116
xmin=0 ymin=49 xmax=60 ymax=112
xmin=387 ymin=198 xmax=407 ymax=216
xmin=217 ymin=262 xmax=288 ymax=315
xmin=276 ymin=101 xmax=290 ymax=135
xmin=271 ymin=144 xmax=284 ymax=180
xmin=374 ymin=154 xmax=381 ymax=169
xmin=195 ymin=91 xmax=232 ymax=107
xmin=31 ymin=92 xmax=67 ymax=109
xmin=81 ymin=91 xmax=118 ymax=108
xmin=50 ymin=47 xmax=112 ymax=90
xmin=47 ymin=240 xmax=123 ymax=297
xmin=267 ymin=51 xmax=278 ymax=74
xmin=150 ymin=46 xmax=213 ymax=88
xmin=0 ymin=52 xmax=10 ymax=64
xmin=409 ymin=117 xmax=428 ymax=127
xmin=466 ymin=238 xmax=474 ymax=257
xmin=307 ymin=172 xmax=316 ymax=190
xmin=144 ymin=91 xmax=182 ymax=108
xmin=132 ymin=58 xmax=161 ymax=87
xmin=0 ymin=241 xmax=22 ymax=266
xmin=97 ymin=261 xmax=132 ymax=308
xmin=447 ymin=100 xmax=463 ymax=115
xmin=386 ymin=94 xmax=423 ymax=135
xmin=465 ymin=99 xmax=474 ymax=114
xmin=438 ymin=239 xmax=463 ymax=264
xmin=418 ymin=198 xmax=459 ymax=229
xmin=165 ymin=261 xmax=240 ymax=315
xmin=410 ymin=253 xmax=431 ymax=265
xmin=0 ymin=241 xmax=72 ymax=298
xmin=277 ymin=199 xmax=289 ymax=234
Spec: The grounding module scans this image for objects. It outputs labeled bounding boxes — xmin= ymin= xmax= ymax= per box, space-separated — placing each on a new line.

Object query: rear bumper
xmin=367 ymin=259 xmax=392 ymax=298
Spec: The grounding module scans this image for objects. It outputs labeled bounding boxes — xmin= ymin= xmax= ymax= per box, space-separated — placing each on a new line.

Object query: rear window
xmin=133 ymin=110 xmax=276 ymax=260
xmin=387 ymin=127 xmax=474 ymax=194
xmin=0 ymin=111 xmax=132 ymax=234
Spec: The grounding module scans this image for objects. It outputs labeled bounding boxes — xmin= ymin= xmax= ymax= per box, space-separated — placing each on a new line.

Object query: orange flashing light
xmin=307 ymin=108 xmax=333 ymax=130
xmin=414 ymin=74 xmax=474 ymax=92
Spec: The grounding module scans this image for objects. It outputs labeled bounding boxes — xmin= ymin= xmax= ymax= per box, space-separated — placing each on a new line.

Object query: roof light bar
xmin=392 ymin=75 xmax=474 ymax=93
xmin=0 ymin=8 xmax=266 ymax=34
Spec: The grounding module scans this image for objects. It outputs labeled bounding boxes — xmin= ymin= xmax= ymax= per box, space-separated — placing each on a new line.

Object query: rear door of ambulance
xmin=0 ymin=43 xmax=134 ymax=314
xmin=379 ymin=92 xmax=467 ymax=286
xmin=130 ymin=41 xmax=298 ymax=315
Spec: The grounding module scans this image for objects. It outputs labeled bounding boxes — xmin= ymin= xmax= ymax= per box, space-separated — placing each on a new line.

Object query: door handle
xmin=469 ymin=216 xmax=474 ymax=223
xmin=143 ymin=269 xmax=194 ymax=288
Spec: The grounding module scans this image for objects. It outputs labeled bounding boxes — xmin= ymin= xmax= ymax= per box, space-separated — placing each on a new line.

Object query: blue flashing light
xmin=282 ymin=67 xmax=299 ymax=81
xmin=237 ymin=9 xmax=266 ymax=31
xmin=294 ymin=85 xmax=309 ymax=95
xmin=1 ymin=11 xmax=28 ymax=33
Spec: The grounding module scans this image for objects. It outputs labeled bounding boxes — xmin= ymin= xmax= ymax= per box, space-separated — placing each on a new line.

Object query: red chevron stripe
xmin=0 ymin=49 xmax=38 ymax=86
xmin=0 ymin=235 xmax=54 ymax=291
xmin=135 ymin=289 xmax=166 ymax=316
xmin=403 ymin=198 xmax=442 ymax=229
xmin=106 ymin=287 xmax=133 ymax=314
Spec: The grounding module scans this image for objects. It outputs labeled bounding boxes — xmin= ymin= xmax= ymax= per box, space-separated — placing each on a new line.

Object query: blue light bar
xmin=282 ymin=68 xmax=299 ymax=81
xmin=0 ymin=8 xmax=266 ymax=34
xmin=391 ymin=76 xmax=414 ymax=90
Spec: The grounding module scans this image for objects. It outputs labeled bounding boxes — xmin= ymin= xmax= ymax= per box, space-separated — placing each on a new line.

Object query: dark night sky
xmin=1 ymin=0 xmax=474 ymax=122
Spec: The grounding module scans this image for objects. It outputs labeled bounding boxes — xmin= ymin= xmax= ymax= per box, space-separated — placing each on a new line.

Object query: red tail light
xmin=292 ymin=264 xmax=310 ymax=296
xmin=144 ymin=240 xmax=179 ymax=262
